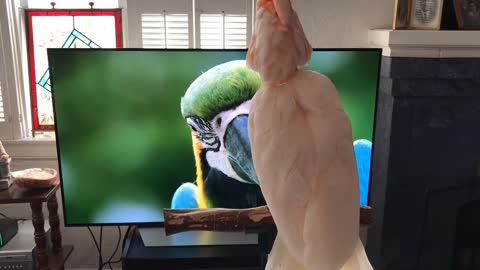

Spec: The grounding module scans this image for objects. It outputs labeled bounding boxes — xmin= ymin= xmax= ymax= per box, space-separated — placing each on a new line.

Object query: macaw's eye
xmin=216 ymin=117 xmax=222 ymax=127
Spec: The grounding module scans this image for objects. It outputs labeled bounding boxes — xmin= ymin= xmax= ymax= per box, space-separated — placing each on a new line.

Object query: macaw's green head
xmin=181 ymin=60 xmax=261 ymax=121
xmin=180 ymin=60 xmax=262 ymax=187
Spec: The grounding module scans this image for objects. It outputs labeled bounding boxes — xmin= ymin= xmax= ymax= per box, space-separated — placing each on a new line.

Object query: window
xmin=1 ymin=0 xmax=254 ymax=140
xmin=26 ymin=9 xmax=123 ymax=131
xmin=141 ymin=13 xmax=189 ymax=48
xmin=200 ymin=13 xmax=247 ymax=49
xmin=0 ymin=82 xmax=4 ymax=122
xmin=27 ymin=0 xmax=119 ymax=9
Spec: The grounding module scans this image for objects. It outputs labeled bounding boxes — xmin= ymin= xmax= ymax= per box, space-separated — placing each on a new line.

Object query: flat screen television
xmin=48 ymin=49 xmax=381 ymax=226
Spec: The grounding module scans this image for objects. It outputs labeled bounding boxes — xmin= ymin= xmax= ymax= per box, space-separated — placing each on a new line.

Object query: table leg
xmin=30 ymin=201 xmax=49 ymax=270
xmin=47 ymin=195 xmax=62 ymax=252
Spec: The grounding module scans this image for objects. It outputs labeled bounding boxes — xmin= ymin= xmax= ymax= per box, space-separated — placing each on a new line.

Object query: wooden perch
xmin=163 ymin=206 xmax=274 ymax=236
xmin=164 ymin=205 xmax=373 ymax=236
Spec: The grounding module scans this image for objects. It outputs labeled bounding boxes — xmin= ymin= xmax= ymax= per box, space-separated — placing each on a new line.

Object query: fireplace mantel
xmin=368 ymin=29 xmax=480 ymax=58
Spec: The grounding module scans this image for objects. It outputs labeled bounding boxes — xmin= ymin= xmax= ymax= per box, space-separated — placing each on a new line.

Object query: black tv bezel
xmin=48 ymin=48 xmax=382 ymax=227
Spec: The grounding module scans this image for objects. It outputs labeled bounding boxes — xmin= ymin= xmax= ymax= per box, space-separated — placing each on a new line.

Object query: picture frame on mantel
xmin=408 ymin=0 xmax=444 ymax=30
xmin=454 ymin=0 xmax=480 ymax=29
xmin=393 ymin=0 xmax=412 ymax=29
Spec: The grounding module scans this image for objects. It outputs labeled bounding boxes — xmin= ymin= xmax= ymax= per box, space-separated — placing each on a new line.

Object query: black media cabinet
xmin=121 ymin=226 xmax=275 ymax=270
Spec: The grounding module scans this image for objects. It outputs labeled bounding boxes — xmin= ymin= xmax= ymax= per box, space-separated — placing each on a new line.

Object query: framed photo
xmin=454 ymin=0 xmax=480 ymax=29
xmin=393 ymin=0 xmax=412 ymax=29
xmin=408 ymin=0 xmax=444 ymax=30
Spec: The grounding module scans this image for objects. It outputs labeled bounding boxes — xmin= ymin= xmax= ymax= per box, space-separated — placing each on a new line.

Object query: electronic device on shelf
xmin=0 ymin=221 xmax=50 ymax=270
xmin=0 ymin=179 xmax=12 ymax=191
xmin=48 ymin=49 xmax=381 ymax=233
xmin=0 ymin=219 xmax=18 ymax=248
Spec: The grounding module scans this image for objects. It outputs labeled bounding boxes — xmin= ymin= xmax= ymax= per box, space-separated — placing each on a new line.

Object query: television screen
xmin=49 ymin=49 xmax=380 ymax=226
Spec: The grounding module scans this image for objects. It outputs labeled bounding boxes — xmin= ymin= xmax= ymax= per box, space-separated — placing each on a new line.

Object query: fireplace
xmin=366 ymin=55 xmax=480 ymax=270
xmin=453 ymin=200 xmax=480 ymax=270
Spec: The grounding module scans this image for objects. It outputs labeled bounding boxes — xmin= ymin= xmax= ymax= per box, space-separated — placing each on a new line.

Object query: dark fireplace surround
xmin=366 ymin=57 xmax=480 ymax=270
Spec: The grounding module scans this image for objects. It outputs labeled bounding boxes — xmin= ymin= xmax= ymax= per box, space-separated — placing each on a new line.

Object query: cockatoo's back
xmin=249 ymin=70 xmax=360 ymax=270
xmin=247 ymin=0 xmax=373 ymax=269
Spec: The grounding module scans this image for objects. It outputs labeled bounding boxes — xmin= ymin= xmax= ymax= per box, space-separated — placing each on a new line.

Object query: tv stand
xmin=138 ymin=227 xmax=259 ymax=247
xmin=122 ymin=226 xmax=275 ymax=270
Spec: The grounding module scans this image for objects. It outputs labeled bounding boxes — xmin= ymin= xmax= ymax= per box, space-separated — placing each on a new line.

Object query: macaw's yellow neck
xmin=192 ymin=133 xmax=208 ymax=208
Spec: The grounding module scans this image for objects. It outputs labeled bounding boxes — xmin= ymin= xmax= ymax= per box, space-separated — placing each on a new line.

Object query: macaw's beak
xmin=224 ymin=115 xmax=260 ymax=185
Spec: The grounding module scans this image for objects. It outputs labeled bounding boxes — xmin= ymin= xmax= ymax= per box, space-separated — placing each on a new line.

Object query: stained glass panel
xmin=26 ymin=10 xmax=122 ymax=130
xmin=27 ymin=0 xmax=119 ymax=9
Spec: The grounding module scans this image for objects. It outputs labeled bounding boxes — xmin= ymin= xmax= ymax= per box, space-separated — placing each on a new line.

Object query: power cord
xmin=122 ymin=225 xmax=132 ymax=249
xmin=101 ymin=225 xmax=133 ymax=269
xmin=88 ymin=226 xmax=124 ymax=270
xmin=87 ymin=226 xmax=103 ymax=270
xmin=2 ymin=213 xmax=125 ymax=269
xmin=100 ymin=226 xmax=122 ymax=270
xmin=99 ymin=226 xmax=103 ymax=269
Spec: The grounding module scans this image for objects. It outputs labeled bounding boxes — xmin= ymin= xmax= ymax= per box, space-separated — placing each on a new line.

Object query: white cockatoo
xmin=246 ymin=0 xmax=374 ymax=269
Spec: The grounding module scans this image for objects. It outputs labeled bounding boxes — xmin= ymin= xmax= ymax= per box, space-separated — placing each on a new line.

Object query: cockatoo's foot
xmin=171 ymin=182 xmax=199 ymax=209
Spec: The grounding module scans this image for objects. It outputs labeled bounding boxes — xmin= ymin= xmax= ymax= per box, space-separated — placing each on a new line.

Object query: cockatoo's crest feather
xmin=247 ymin=0 xmax=311 ymax=83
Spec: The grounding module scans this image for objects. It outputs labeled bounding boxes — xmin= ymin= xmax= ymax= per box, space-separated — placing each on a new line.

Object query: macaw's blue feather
xmin=171 ymin=182 xmax=199 ymax=209
xmin=353 ymin=139 xmax=372 ymax=206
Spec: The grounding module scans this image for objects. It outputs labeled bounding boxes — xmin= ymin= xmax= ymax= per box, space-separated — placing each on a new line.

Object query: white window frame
xmin=0 ymin=0 xmax=30 ymax=140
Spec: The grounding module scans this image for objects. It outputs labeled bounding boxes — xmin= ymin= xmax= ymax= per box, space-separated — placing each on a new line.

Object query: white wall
xmin=294 ymin=0 xmax=394 ymax=47
xmin=1 ymin=0 xmax=394 ymax=269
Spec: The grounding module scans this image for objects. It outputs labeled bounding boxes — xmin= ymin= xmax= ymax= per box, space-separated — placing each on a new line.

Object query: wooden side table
xmin=0 ymin=182 xmax=73 ymax=270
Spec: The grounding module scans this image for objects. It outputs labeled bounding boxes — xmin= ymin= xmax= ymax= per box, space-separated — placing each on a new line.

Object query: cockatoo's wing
xmin=249 ymin=71 xmax=360 ymax=270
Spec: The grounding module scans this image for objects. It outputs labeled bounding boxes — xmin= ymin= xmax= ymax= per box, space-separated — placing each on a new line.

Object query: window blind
xmin=142 ymin=13 xmax=189 ymax=49
xmin=200 ymin=13 xmax=247 ymax=49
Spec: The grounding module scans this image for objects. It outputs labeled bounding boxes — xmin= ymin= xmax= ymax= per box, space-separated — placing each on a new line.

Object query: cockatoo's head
xmin=247 ymin=0 xmax=311 ymax=83
xmin=181 ymin=60 xmax=261 ymax=186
